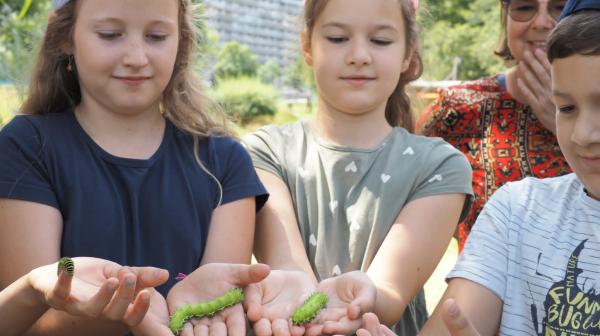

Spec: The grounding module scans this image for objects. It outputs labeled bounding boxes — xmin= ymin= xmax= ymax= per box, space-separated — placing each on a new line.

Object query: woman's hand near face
xmin=517 ymin=48 xmax=557 ymax=133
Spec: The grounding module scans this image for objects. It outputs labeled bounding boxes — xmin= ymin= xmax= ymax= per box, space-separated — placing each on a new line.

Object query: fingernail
xmin=107 ymin=281 xmax=118 ymax=291
xmin=125 ymin=276 xmax=135 ymax=288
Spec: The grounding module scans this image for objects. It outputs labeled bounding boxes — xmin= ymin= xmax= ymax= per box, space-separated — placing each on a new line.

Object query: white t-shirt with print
xmin=449 ymin=173 xmax=600 ymax=335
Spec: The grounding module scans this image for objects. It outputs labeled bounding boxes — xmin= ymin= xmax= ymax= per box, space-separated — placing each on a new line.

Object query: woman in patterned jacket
xmin=416 ymin=0 xmax=571 ymax=251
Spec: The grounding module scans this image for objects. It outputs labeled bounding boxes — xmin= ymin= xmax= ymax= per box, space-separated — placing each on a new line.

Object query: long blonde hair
xmin=21 ymin=0 xmax=229 ymax=205
xmin=303 ymin=0 xmax=423 ymax=132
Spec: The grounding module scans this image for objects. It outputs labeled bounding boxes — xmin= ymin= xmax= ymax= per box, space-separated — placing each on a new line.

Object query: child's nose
xmin=123 ymin=39 xmax=149 ymax=67
xmin=571 ymin=110 xmax=600 ymax=146
xmin=346 ymin=41 xmax=372 ymax=66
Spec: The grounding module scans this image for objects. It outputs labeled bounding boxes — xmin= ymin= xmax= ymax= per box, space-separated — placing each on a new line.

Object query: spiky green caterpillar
xmin=169 ymin=288 xmax=244 ymax=334
xmin=57 ymin=257 xmax=74 ymax=276
xmin=291 ymin=291 xmax=328 ymax=325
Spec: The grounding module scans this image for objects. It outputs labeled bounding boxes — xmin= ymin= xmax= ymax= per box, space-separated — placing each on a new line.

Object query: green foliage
xmin=257 ymin=61 xmax=282 ymax=85
xmin=212 ymin=77 xmax=278 ymax=125
xmin=0 ymin=0 xmax=50 ymax=82
xmin=0 ymin=85 xmax=19 ymax=127
xmin=419 ymin=0 xmax=505 ymax=80
xmin=214 ymin=41 xmax=259 ymax=80
xmin=285 ymin=55 xmax=315 ymax=93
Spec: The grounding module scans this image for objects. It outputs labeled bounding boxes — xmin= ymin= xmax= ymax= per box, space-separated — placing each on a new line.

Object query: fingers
xmin=322 ymin=318 xmax=362 ymax=335
xmin=193 ymin=323 xmax=209 ymax=336
xmin=522 ymin=49 xmax=551 ymax=86
xmin=347 ymin=283 xmax=376 ymax=320
xmin=209 ymin=321 xmax=227 ymax=336
xmin=136 ymin=267 xmax=170 ymax=289
xmin=244 ymin=283 xmax=263 ymax=322
xmin=104 ymin=264 xmax=169 ymax=291
xmin=271 ymin=318 xmax=291 ymax=336
xmin=356 ymin=312 xmax=381 ymax=336
xmin=123 ymin=289 xmax=152 ymax=327
xmin=441 ymin=299 xmax=480 ymax=336
xmin=102 ymin=273 xmax=138 ymax=320
xmin=224 ymin=309 xmax=246 ymax=336
xmin=233 ymin=263 xmax=270 ymax=286
xmin=47 ymin=269 xmax=74 ymax=304
xmin=289 ymin=322 xmax=305 ymax=336
xmin=71 ymin=277 xmax=119 ymax=316
xmin=253 ymin=318 xmax=273 ymax=336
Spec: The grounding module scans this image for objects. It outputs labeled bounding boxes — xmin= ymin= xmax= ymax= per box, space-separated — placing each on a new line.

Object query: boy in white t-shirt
xmin=356 ymin=1 xmax=600 ymax=335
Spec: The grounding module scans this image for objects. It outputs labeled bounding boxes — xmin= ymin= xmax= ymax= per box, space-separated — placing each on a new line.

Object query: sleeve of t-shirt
xmin=446 ymin=184 xmax=512 ymax=301
xmin=0 ymin=116 xmax=58 ymax=208
xmin=212 ymin=137 xmax=268 ymax=211
xmin=242 ymin=125 xmax=285 ymax=180
xmin=409 ymin=139 xmax=474 ymax=221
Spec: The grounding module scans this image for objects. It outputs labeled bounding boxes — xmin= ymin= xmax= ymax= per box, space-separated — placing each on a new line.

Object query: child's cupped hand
xmin=165 ymin=263 xmax=270 ymax=336
xmin=244 ymin=269 xmax=317 ymax=336
xmin=304 ymin=270 xmax=377 ymax=336
xmin=28 ymin=257 xmax=168 ymax=329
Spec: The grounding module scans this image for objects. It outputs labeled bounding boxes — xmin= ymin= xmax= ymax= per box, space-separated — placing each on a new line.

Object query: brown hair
xmin=494 ymin=0 xmax=514 ymax=61
xmin=21 ymin=0 xmax=231 ymax=139
xmin=21 ymin=0 xmax=230 ymax=204
xmin=547 ymin=11 xmax=600 ymax=63
xmin=303 ymin=0 xmax=423 ymax=132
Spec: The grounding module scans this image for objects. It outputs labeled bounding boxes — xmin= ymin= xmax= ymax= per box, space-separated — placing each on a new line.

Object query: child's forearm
xmin=24 ymin=310 xmax=130 ymax=336
xmin=372 ymin=284 xmax=409 ymax=326
xmin=0 ymin=276 xmax=49 ymax=335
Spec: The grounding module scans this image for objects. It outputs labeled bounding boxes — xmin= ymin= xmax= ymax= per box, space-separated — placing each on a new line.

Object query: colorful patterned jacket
xmin=416 ymin=75 xmax=571 ymax=250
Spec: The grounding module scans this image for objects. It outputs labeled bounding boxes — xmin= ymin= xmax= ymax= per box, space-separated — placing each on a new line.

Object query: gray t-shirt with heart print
xmin=244 ymin=120 xmax=472 ymax=333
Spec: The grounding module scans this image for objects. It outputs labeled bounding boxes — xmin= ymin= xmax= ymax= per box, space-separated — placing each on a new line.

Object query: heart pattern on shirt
xmin=309 ymin=234 xmax=317 ymax=246
xmin=298 ymin=167 xmax=309 ymax=178
xmin=329 ymin=200 xmax=338 ymax=213
xmin=345 ymin=161 xmax=358 ymax=173
xmin=381 ymin=174 xmax=391 ymax=184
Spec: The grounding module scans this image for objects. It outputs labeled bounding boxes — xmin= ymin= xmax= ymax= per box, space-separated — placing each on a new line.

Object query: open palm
xmin=305 ymin=271 xmax=376 ymax=336
xmin=166 ymin=263 xmax=270 ymax=336
xmin=245 ymin=270 xmax=317 ymax=336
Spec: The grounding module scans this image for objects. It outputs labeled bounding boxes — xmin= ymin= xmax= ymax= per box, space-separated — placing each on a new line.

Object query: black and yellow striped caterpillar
xmin=57 ymin=257 xmax=74 ymax=276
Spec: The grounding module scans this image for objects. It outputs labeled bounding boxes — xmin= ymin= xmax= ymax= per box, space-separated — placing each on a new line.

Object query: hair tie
xmin=52 ymin=0 xmax=69 ymax=10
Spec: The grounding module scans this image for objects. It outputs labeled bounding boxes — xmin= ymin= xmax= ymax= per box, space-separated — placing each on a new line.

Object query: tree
xmin=0 ymin=0 xmax=50 ymax=82
xmin=213 ymin=41 xmax=259 ymax=81
xmin=419 ymin=0 xmax=505 ymax=80
xmin=257 ymin=61 xmax=282 ymax=85
xmin=284 ymin=55 xmax=315 ymax=93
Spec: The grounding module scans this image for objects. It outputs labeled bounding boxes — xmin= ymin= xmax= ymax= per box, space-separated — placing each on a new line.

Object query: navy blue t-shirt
xmin=0 ymin=111 xmax=267 ymax=294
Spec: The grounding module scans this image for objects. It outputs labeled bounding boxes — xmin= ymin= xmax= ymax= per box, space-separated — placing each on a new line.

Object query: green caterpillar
xmin=57 ymin=257 xmax=74 ymax=276
xmin=291 ymin=291 xmax=328 ymax=325
xmin=169 ymin=288 xmax=244 ymax=334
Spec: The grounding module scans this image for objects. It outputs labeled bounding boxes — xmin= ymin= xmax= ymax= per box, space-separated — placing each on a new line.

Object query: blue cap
xmin=559 ymin=0 xmax=600 ymax=20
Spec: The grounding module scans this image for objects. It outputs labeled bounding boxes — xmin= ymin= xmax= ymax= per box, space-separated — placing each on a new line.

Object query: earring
xmin=67 ymin=55 xmax=74 ymax=72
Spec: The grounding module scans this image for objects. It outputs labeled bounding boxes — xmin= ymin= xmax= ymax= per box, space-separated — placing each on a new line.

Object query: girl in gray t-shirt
xmin=243 ymin=0 xmax=473 ymax=335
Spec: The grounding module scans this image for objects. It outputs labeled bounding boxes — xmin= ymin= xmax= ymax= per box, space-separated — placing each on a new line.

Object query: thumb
xmin=243 ymin=283 xmax=263 ymax=322
xmin=348 ymin=277 xmax=376 ymax=320
xmin=233 ymin=263 xmax=270 ymax=286
xmin=441 ymin=299 xmax=479 ymax=336
xmin=135 ymin=267 xmax=170 ymax=288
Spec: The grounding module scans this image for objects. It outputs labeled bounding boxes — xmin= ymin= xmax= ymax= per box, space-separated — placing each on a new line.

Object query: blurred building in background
xmin=204 ymin=0 xmax=303 ymax=69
